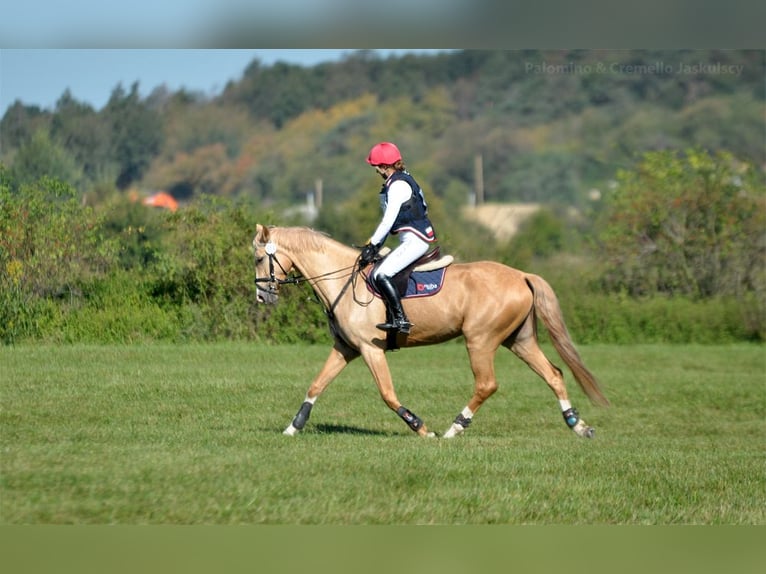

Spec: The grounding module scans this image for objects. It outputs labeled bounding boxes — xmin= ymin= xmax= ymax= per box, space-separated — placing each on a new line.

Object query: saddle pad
xmin=405 ymin=268 xmax=447 ymax=298
xmin=368 ymin=268 xmax=447 ymax=299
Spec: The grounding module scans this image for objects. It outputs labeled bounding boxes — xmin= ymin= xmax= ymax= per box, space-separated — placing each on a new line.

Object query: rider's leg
xmin=373 ymin=233 xmax=429 ymax=334
xmin=373 ymin=274 xmax=411 ymax=333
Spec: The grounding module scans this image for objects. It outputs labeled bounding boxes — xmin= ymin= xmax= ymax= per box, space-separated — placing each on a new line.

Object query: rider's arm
xmin=369 ymin=180 xmax=412 ymax=246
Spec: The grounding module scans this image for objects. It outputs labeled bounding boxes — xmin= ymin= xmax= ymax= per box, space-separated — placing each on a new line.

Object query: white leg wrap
xmin=443 ymin=406 xmax=474 ymax=438
xmin=443 ymin=423 xmax=464 ymax=438
xmin=283 ymin=423 xmax=299 ymax=436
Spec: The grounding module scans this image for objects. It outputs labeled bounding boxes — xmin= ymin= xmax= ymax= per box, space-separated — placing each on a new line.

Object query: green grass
xmin=1 ymin=342 xmax=764 ymax=524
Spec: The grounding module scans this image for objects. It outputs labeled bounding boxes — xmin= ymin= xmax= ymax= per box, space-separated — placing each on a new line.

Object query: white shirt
xmin=369 ymin=179 xmax=412 ymax=246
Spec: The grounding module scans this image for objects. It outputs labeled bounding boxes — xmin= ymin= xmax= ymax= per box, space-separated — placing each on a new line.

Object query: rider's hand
xmin=359 ymin=243 xmax=379 ymax=268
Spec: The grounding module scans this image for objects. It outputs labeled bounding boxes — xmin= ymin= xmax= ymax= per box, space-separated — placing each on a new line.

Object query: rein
xmin=253 ymin=240 xmax=360 ymax=298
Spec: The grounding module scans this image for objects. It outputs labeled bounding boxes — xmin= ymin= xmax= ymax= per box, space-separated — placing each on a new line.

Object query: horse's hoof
xmin=572 ymin=420 xmax=595 ymax=438
xmin=443 ymin=423 xmax=465 ymax=439
xmin=283 ymin=424 xmax=299 ymax=436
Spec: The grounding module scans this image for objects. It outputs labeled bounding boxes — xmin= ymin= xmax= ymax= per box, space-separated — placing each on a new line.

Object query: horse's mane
xmin=269 ymin=226 xmax=343 ymax=255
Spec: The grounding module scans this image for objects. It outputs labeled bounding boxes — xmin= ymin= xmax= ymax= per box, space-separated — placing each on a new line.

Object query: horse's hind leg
xmin=283 ymin=340 xmax=359 ymax=436
xmin=444 ymin=346 xmax=499 ymax=438
xmin=506 ymin=321 xmax=595 ymax=438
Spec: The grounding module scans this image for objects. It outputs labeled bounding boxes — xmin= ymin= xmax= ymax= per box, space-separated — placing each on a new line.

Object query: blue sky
xmin=0 ymin=1 xmax=468 ymax=48
xmin=0 ymin=49 xmax=446 ymax=115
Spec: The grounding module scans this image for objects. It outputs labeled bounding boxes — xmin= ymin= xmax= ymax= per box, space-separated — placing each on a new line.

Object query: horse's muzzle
xmin=256 ymin=286 xmax=279 ymax=305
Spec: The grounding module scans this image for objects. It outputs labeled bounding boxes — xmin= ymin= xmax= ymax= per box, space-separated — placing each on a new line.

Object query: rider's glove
xmin=359 ymin=242 xmax=380 ymax=269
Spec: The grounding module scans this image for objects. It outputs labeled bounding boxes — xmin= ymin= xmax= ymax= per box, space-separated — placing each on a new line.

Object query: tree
xmin=103 ymin=82 xmax=164 ymax=189
xmin=1 ymin=102 xmax=51 ymax=162
xmin=161 ymin=99 xmax=255 ymax=159
xmin=50 ymin=90 xmax=116 ymax=186
xmin=9 ymin=130 xmax=83 ymax=189
xmin=143 ymin=143 xmax=238 ymax=198
xmin=224 ymin=61 xmax=320 ymax=128
xmin=597 ymin=149 xmax=765 ymax=299
xmin=512 ymin=208 xmax=566 ymax=260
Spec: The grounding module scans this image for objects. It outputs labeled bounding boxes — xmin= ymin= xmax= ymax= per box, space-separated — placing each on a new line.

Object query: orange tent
xmin=142 ymin=192 xmax=179 ymax=212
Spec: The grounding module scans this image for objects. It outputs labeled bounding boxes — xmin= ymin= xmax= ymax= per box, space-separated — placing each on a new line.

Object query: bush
xmin=1 ymin=167 xmax=762 ymax=346
xmin=0 ymin=171 xmax=116 ymax=343
xmin=597 ymin=148 xmax=765 ymax=299
xmin=560 ymin=293 xmax=761 ymax=344
xmin=46 ymin=274 xmax=182 ymax=344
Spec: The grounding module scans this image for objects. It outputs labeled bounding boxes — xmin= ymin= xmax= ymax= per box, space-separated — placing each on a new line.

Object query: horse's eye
xmin=255 ymin=256 xmax=264 ymax=264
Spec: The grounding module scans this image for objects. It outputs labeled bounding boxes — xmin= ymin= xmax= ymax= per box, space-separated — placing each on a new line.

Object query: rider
xmin=359 ymin=142 xmax=437 ymax=334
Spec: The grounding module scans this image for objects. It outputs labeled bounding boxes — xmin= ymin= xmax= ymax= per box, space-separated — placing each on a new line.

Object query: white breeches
xmin=373 ymin=232 xmax=430 ymax=279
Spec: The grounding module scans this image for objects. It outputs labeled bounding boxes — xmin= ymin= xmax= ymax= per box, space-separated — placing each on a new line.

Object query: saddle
xmin=366 ymin=247 xmax=453 ymax=351
xmin=368 ymin=247 xmax=454 ymax=298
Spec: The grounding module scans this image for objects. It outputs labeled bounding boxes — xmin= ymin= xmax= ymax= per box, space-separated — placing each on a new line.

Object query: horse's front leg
xmin=283 ymin=340 xmax=359 ymax=436
xmin=361 ymin=346 xmax=435 ymax=438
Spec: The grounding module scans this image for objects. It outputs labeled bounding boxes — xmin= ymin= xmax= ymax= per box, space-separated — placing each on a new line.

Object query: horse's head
xmin=252 ymin=224 xmax=296 ymax=304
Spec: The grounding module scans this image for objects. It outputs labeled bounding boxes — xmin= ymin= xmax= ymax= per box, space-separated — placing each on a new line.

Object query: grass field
xmin=1 ymin=342 xmax=764 ymax=525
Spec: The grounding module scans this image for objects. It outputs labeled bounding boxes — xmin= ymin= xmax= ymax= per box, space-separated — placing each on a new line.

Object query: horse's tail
xmin=524 ymin=273 xmax=610 ymax=407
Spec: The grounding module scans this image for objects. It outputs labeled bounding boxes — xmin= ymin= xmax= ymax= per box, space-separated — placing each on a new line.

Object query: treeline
xmin=1 ymin=49 xmax=764 ymax=345
xmin=1 ymin=50 xmax=763 ymax=209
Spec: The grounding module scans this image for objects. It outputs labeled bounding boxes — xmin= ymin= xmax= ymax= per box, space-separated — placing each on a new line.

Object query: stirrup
xmin=376 ymin=320 xmax=412 ymax=334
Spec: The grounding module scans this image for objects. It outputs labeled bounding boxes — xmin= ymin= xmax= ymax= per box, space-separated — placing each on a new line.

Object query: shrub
xmin=1 ymin=166 xmax=761 ymax=345
xmin=597 ymin=148 xmax=765 ymax=299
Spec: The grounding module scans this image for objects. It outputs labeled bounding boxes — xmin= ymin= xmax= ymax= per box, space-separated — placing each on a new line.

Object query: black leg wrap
xmin=292 ymin=401 xmax=314 ymax=430
xmin=562 ymin=407 xmax=580 ymax=428
xmin=454 ymin=413 xmax=472 ymax=427
xmin=396 ymin=406 xmax=423 ymax=432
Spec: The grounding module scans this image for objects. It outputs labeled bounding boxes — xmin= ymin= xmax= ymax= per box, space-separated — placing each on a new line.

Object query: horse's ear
xmin=255 ymin=224 xmax=270 ymax=243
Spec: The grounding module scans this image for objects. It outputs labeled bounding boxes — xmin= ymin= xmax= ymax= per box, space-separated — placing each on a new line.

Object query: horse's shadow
xmin=267 ymin=423 xmax=393 ymax=436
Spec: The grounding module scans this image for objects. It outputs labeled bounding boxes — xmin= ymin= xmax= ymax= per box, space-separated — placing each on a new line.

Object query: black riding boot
xmin=374 ymin=275 xmax=412 ymax=334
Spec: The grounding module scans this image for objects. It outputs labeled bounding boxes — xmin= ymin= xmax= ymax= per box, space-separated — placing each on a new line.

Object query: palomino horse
xmin=253 ymin=224 xmax=609 ymax=439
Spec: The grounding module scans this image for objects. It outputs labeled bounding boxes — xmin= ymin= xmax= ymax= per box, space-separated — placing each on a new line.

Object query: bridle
xmin=253 ymin=240 xmax=361 ymax=298
xmin=253 ymin=241 xmax=303 ymax=295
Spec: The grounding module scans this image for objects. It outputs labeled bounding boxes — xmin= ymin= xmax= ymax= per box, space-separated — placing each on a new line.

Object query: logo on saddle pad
xmin=408 ymin=270 xmax=446 ymax=297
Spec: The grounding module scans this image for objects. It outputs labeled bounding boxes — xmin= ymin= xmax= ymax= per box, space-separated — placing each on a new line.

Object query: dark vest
xmin=379 ymin=171 xmax=436 ymax=242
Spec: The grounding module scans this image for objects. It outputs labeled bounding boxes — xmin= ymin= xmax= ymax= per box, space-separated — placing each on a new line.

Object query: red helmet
xmin=366 ymin=142 xmax=402 ymax=166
